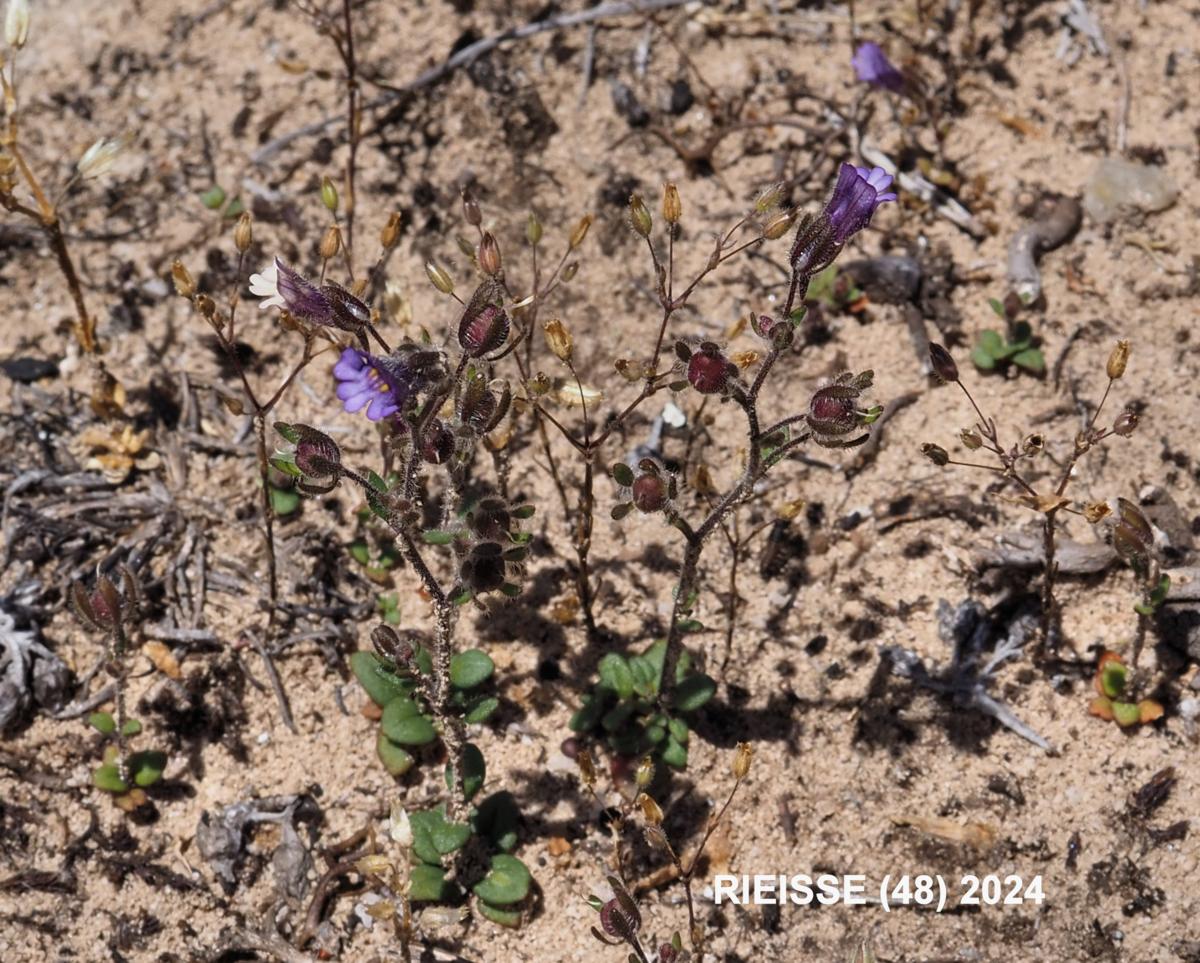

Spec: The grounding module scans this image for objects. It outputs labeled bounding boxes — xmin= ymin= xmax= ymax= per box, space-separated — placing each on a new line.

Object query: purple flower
xmin=334 ymin=348 xmax=407 ymax=421
xmin=249 ymin=258 xmax=334 ymax=325
xmin=852 ymin=42 xmax=903 ymax=92
xmin=825 ymin=163 xmax=897 ymax=244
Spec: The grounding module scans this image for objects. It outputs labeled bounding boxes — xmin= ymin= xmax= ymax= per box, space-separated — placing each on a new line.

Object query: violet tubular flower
xmin=789 ymin=163 xmax=897 ymax=277
xmin=250 ymin=258 xmax=334 ymax=326
xmin=334 ymin=348 xmax=407 ymax=421
xmin=851 ymin=42 xmax=904 ymax=92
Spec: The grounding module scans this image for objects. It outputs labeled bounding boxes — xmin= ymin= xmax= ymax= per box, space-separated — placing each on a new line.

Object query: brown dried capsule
xmin=922 ymin=443 xmax=949 ymax=466
xmin=662 ymin=183 xmax=682 ymax=224
xmin=929 ymin=343 xmax=959 ymax=383
xmin=1113 ymin=409 xmax=1138 ymax=437
xmin=478 ymin=231 xmax=502 ymax=276
xmin=1106 ymin=339 xmax=1129 ymax=380
xmin=732 ymin=742 xmax=754 ymax=780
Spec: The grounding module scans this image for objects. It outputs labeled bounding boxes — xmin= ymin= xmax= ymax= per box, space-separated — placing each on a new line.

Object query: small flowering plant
xmin=921 ymin=340 xmax=1143 ymax=661
xmin=852 ymin=41 xmax=905 ymax=92
xmin=70 ymin=567 xmax=167 ymax=811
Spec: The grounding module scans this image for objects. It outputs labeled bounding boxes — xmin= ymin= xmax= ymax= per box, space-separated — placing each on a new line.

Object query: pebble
xmin=1083 ymin=158 xmax=1179 ymax=224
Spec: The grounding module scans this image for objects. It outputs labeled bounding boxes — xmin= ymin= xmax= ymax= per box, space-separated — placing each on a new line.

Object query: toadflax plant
xmin=272 ymin=239 xmax=539 ymax=924
xmin=565 ymin=166 xmax=891 ymax=770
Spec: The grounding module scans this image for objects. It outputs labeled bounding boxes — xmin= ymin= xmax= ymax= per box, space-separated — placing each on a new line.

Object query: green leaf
xmin=1011 ymin=347 xmax=1045 ymax=373
xmin=987 ymin=297 xmax=1006 ymax=319
xmin=450 ymin=650 xmax=495 ymax=690
xmin=1112 ymin=701 xmax=1141 ymax=727
xmin=447 ymin=743 xmax=485 ymax=801
xmin=270 ymin=455 xmax=302 ymax=477
xmin=477 ymin=901 xmax=523 ymax=927
xmin=569 ymin=693 xmax=606 ymax=733
xmin=431 ymin=817 xmax=471 ymax=855
xmin=667 ymin=717 xmax=689 ymax=744
xmin=348 ymin=541 xmax=371 ymax=565
xmin=978 ymin=329 xmax=1005 ymax=358
xmin=464 ymin=695 xmax=500 ymax=725
xmin=512 ymin=504 xmax=535 ymax=519
xmin=409 ymin=862 xmax=452 ymax=902
xmin=366 ymin=470 xmax=388 ymax=493
xmin=473 ymin=854 xmax=531 ymax=906
xmin=611 ymin=463 xmax=635 ymax=486
xmin=1010 ymin=320 xmax=1034 ymax=349
xmin=409 ymin=811 xmax=442 ymax=865
xmin=601 ymin=701 xmax=635 ymax=733
xmin=474 ymin=791 xmax=520 ymax=852
xmin=121 ymin=719 xmax=142 ymax=737
xmin=88 ymin=711 xmax=116 ymax=735
xmin=200 ymin=185 xmax=226 ymax=210
xmin=274 ymin=422 xmax=301 ymax=444
xmin=377 ymin=594 xmax=402 ymax=625
xmin=350 ymin=651 xmax=413 ymax=707
xmin=673 ymin=673 xmax=716 ymax=713
xmin=611 ymin=502 xmax=634 ymax=521
xmin=223 ymin=197 xmax=244 ymax=219
xmin=270 ymin=486 xmax=301 ymax=516
xmin=375 ymin=732 xmax=415 ymax=776
xmin=970 ymin=345 xmax=997 ymax=371
xmin=130 ymin=750 xmax=167 ymax=787
xmin=660 ymin=737 xmax=688 ymax=769
xmin=93 ymin=763 xmax=129 ymax=793
xmin=413 ymin=647 xmax=434 ymax=676
xmin=1100 ymin=661 xmax=1128 ymax=700
xmin=381 ymin=708 xmax=437 ymax=747
xmin=598 ymin=654 xmax=634 ymax=701
xmin=422 ymin=529 xmax=456 ymax=545
xmin=676 ymin=619 xmax=704 ymax=634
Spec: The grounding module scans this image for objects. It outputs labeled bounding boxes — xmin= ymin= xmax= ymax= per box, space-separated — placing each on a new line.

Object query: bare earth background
xmin=1 ymin=0 xmax=1199 ymax=961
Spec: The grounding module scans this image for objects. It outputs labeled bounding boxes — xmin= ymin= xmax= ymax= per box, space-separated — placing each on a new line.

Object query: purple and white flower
xmin=249 ymin=258 xmax=333 ymax=325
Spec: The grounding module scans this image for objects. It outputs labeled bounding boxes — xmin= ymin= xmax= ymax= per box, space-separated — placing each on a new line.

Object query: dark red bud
xmin=686 ymin=347 xmax=732 ymax=395
xmin=631 ymin=474 xmax=667 ymax=513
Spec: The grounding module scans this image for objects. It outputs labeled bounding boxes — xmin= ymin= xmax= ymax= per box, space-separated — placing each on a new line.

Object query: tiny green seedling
xmin=971 ymin=301 xmax=1044 ymax=374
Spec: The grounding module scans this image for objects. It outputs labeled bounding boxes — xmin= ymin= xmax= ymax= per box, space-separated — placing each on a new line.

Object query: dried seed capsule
xmin=425 ymin=261 xmax=454 ymax=295
xmin=568 ymin=214 xmax=593 ymax=250
xmin=637 ymin=793 xmax=663 ymax=825
xmin=732 ymin=742 xmax=753 ymax=780
xmin=319 ymin=224 xmax=342 ymax=261
xmin=525 ymin=212 xmax=542 ymax=246
xmin=1106 ymin=339 xmax=1130 ymax=380
xmin=922 ymin=443 xmax=949 ymax=466
xmin=761 ymin=208 xmax=797 ymax=240
xmin=929 ymin=343 xmax=959 ymax=383
xmin=478 ymin=231 xmax=502 ymax=276
xmin=543 ymin=318 xmax=573 ymax=363
xmin=1113 ymin=409 xmax=1138 ymax=437
xmin=462 ymin=188 xmax=482 ymax=226
xmin=960 ymin=428 xmax=983 ymax=450
xmin=380 ymin=211 xmax=402 ymax=249
xmin=172 ymin=261 xmax=196 ymax=299
xmin=629 ymin=194 xmax=652 ymax=237
xmin=662 ymin=183 xmax=682 ymax=223
xmin=233 ymin=212 xmax=253 ymax=253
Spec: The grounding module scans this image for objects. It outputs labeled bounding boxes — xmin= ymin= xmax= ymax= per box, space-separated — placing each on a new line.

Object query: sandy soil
xmin=2 ymin=1 xmax=1198 ymax=961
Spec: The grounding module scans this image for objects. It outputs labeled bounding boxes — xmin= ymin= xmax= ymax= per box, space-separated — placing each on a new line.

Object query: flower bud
xmin=928 ymin=343 xmax=959 ymax=383
xmin=380 ymin=211 xmax=402 ymax=249
xmin=171 ymin=260 xmax=196 ymax=299
xmin=543 ymin=318 xmax=573 ymax=363
xmin=686 ymin=343 xmax=734 ymax=395
xmin=634 ymin=756 xmax=654 ymax=788
xmin=732 ymin=742 xmax=753 ymax=780
xmin=525 ymin=212 xmax=542 ymax=246
xmin=320 ymin=176 xmax=339 ymax=212
xmin=662 ymin=183 xmax=682 ymax=223
xmin=462 ymin=188 xmax=481 ymax=226
xmin=921 ymin=443 xmax=949 ymax=466
xmin=5 ymin=0 xmax=30 ymax=48
xmin=425 ymin=261 xmax=454 ymax=295
xmin=1113 ymin=409 xmax=1137 ymax=437
xmin=478 ymin=231 xmax=502 ymax=276
xmin=628 ymin=194 xmax=652 ymax=237
xmin=959 ymin=428 xmax=982 ymax=450
xmin=761 ymin=208 xmax=797 ymax=240
xmin=459 ymin=302 xmax=510 ymax=358
xmin=420 ymin=420 xmax=457 ymax=465
xmin=319 ymin=224 xmax=342 ymax=261
xmin=636 ymin=792 xmax=663 ymax=825
xmin=1106 ymin=339 xmax=1129 ymax=380
xmin=561 ymin=261 xmax=579 ymax=283
xmin=233 ymin=212 xmax=252 ymax=253
xmin=568 ymin=214 xmax=593 ymax=250
xmin=632 ymin=473 xmax=667 ymax=513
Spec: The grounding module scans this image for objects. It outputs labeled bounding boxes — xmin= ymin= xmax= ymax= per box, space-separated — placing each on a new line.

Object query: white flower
xmin=249 ymin=259 xmax=284 ymax=310
xmin=76 ymin=136 xmax=126 ymax=180
xmin=5 ymin=0 xmax=29 ymax=49
xmin=388 ymin=801 xmax=412 ymax=849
